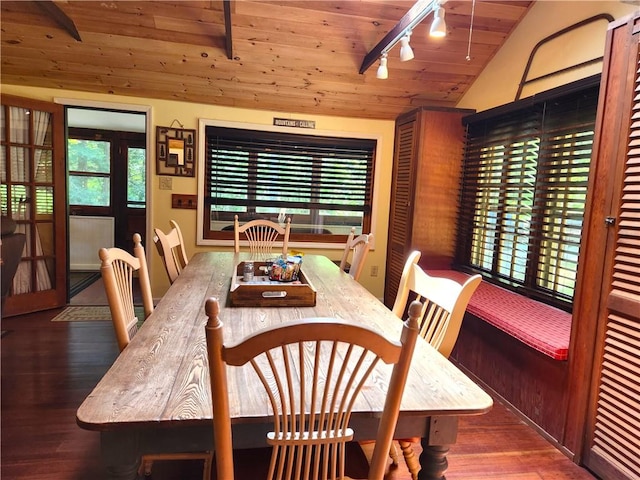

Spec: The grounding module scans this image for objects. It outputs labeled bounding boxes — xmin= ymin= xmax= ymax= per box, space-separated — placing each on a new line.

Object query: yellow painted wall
xmin=0 ymin=84 xmax=395 ymax=299
xmin=457 ymin=1 xmax=639 ymax=112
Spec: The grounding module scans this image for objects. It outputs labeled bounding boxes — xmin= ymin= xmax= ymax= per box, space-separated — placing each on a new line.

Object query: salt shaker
xmin=243 ymin=261 xmax=254 ymax=282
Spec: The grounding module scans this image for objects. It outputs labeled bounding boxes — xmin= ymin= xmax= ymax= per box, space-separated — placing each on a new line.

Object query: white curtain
xmin=11 ymin=107 xmax=53 ymax=294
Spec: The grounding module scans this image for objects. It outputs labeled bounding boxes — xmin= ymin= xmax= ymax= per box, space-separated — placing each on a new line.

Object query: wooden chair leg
xmin=202 ymin=451 xmax=213 ymax=480
xmin=136 ymin=452 xmax=213 ymax=479
xmin=399 ymin=439 xmax=420 ymax=480
xmin=138 ymin=457 xmax=153 ymax=476
xmin=389 ymin=441 xmax=399 ymax=466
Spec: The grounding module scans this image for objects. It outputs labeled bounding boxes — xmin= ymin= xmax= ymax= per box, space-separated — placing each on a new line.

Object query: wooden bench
xmin=428 ymin=269 xmax=573 ymax=442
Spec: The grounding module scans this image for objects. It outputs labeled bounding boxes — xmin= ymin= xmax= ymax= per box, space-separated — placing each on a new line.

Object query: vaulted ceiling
xmin=0 ymin=1 xmax=534 ymax=120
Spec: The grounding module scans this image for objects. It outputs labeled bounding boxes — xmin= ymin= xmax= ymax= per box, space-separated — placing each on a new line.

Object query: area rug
xmin=51 ymin=305 xmax=144 ymax=322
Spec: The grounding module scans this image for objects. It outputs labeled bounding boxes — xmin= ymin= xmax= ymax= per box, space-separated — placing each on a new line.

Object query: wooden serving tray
xmin=229 ymin=261 xmax=317 ymax=307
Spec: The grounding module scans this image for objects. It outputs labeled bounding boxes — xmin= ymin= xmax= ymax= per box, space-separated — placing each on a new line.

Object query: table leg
xmin=101 ymin=431 xmax=140 ymax=480
xmin=417 ymin=416 xmax=459 ymax=480
xmin=418 ymin=444 xmax=450 ymax=480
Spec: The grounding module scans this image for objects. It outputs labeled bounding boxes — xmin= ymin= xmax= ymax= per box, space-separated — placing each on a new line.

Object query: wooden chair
xmin=99 ymin=233 xmax=154 ymax=353
xmin=154 ymin=219 xmax=189 ymax=284
xmin=205 ymin=296 xmax=422 ymax=480
xmin=389 ymin=250 xmax=482 ymax=479
xmin=339 ymin=227 xmax=373 ymax=281
xmin=99 ymin=234 xmax=212 ymax=479
xmin=234 ymin=214 xmax=291 ymax=258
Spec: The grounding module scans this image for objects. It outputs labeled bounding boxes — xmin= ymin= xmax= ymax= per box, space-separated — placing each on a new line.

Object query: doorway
xmin=66 ymin=107 xmax=147 ymax=300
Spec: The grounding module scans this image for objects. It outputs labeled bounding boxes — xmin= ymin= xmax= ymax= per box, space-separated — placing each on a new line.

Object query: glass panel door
xmin=1 ymin=95 xmax=66 ymax=316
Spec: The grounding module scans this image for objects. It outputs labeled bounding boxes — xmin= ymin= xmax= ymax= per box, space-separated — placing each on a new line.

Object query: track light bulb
xmin=376 ymin=54 xmax=388 ymax=79
xmin=430 ymin=6 xmax=447 ymax=37
xmin=399 ymin=34 xmax=414 ymax=62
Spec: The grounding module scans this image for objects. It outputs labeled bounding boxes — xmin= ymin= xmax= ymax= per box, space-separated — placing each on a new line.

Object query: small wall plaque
xmin=273 ymin=118 xmax=316 ymax=129
xmin=156 ymin=126 xmax=196 ymax=177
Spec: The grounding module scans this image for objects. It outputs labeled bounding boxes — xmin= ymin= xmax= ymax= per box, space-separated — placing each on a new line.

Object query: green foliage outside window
xmin=127 ymin=147 xmax=146 ymax=207
xmin=68 ymin=139 xmax=110 ymax=207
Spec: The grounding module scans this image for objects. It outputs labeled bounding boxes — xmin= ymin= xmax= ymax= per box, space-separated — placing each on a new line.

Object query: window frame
xmin=67 ymin=128 xmax=113 ymax=215
xmin=68 ymin=128 xmax=146 ymax=215
xmin=456 ymin=77 xmax=600 ymax=311
xmin=196 ymin=119 xmax=382 ymax=249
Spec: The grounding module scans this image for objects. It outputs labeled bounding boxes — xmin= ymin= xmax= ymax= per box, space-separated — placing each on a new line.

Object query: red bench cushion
xmin=428 ymin=270 xmax=571 ymax=361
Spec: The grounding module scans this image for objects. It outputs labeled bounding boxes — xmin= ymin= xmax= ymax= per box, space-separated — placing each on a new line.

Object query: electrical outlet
xmin=159 ymin=176 xmax=172 ymax=190
xmin=370 ymin=265 xmax=379 ymax=277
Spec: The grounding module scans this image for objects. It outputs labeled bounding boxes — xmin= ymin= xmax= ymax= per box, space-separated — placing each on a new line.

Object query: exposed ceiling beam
xmin=37 ymin=0 xmax=82 ymax=42
xmin=223 ymin=0 xmax=233 ymax=60
xmin=359 ymin=0 xmax=439 ymax=75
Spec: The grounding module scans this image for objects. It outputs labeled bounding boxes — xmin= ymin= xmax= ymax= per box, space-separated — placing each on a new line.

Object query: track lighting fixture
xmin=399 ymin=33 xmax=414 ymax=62
xmin=376 ymin=53 xmax=388 ymax=79
xmin=430 ymin=4 xmax=447 ymax=37
xmin=360 ymin=0 xmax=452 ymax=78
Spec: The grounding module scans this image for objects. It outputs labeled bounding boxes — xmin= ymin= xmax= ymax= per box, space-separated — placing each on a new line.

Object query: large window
xmin=203 ymin=126 xmax=376 ymax=242
xmin=457 ymin=80 xmax=600 ymax=310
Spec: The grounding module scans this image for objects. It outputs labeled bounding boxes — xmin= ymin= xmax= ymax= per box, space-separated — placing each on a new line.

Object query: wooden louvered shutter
xmin=384 ymin=108 xmax=468 ymax=308
xmin=584 ymin=14 xmax=640 ymax=480
xmin=384 ymin=113 xmax=418 ymax=307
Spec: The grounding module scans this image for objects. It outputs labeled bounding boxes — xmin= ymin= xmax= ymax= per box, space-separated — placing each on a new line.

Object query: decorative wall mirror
xmin=156 ymin=124 xmax=196 ymax=177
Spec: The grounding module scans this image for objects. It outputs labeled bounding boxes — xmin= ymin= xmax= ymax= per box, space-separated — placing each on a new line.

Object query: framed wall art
xmin=156 ymin=124 xmax=196 ymax=177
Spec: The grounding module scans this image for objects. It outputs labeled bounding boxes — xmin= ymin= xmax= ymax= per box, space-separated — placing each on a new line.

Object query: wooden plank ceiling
xmin=0 ymin=1 xmax=534 ymax=120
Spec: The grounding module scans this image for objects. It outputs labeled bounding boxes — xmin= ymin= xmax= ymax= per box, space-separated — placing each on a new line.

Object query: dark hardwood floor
xmin=1 ymin=307 xmax=598 ymax=480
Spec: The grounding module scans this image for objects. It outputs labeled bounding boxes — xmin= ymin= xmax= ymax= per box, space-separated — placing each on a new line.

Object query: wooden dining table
xmin=77 ymin=252 xmax=493 ymax=480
